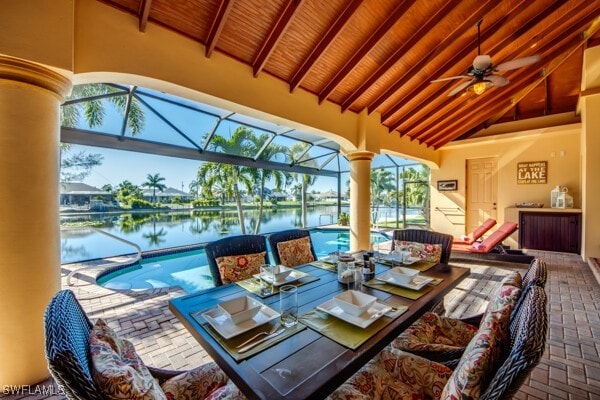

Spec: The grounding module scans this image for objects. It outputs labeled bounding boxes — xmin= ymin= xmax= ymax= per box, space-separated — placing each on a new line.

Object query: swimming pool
xmin=97 ymin=228 xmax=390 ymax=293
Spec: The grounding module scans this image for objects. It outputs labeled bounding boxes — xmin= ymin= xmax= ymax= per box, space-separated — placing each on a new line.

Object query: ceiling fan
xmin=432 ymin=20 xmax=541 ymax=96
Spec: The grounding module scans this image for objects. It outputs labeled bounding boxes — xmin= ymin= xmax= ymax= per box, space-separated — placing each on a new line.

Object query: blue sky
xmin=73 ymin=144 xmax=341 ymax=193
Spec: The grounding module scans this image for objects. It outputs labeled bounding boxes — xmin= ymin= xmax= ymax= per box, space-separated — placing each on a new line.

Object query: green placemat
xmin=191 ymin=310 xmax=306 ymax=362
xmin=376 ymin=259 xmax=437 ymax=272
xmin=299 ymin=305 xmax=408 ymax=350
xmin=310 ymin=260 xmax=337 ymax=272
xmin=363 ymin=277 xmax=436 ymax=300
xmin=236 ymin=272 xmax=319 ymax=298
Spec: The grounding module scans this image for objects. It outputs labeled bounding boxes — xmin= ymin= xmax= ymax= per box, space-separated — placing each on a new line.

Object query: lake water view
xmin=60 ymin=206 xmax=419 ymax=263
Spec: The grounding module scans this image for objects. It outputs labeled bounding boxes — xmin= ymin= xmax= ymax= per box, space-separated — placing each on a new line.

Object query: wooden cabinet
xmin=519 ymin=211 xmax=581 ymax=253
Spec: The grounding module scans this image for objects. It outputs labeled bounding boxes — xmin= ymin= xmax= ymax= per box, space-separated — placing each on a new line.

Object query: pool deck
xmin=8 ymin=250 xmax=600 ymax=399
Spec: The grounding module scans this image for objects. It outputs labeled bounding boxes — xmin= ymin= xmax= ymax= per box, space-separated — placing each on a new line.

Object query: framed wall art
xmin=437 ymin=180 xmax=457 ymax=191
xmin=517 ymin=161 xmax=547 ymax=184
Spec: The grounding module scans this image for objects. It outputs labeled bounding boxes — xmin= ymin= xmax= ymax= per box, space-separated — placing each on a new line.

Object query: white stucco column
xmin=0 ymin=55 xmax=71 ymax=385
xmin=346 ymin=150 xmax=375 ymax=251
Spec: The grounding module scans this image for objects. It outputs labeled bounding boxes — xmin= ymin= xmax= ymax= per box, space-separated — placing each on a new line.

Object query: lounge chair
xmin=453 ymin=218 xmax=496 ymax=244
xmin=451 ymin=222 xmax=534 ymax=263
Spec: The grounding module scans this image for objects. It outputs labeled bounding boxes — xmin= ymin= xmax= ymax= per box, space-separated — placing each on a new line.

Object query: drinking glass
xmin=259 ymin=264 xmax=274 ymax=296
xmin=279 ymin=285 xmax=298 ymax=327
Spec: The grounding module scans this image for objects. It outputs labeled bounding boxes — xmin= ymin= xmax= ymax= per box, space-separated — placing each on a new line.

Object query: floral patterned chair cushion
xmin=161 ymin=362 xmax=233 ymax=400
xmin=276 ymin=236 xmax=315 ymax=267
xmin=441 ymin=305 xmax=514 ymax=399
xmin=89 ymin=319 xmax=167 ymax=400
xmin=215 ymin=251 xmax=266 ymax=284
xmin=391 ymin=312 xmax=479 ymax=354
xmin=394 ymin=240 xmax=442 ymax=263
xmin=326 ymin=355 xmax=426 ymax=400
xmin=376 ymin=346 xmax=453 ymax=399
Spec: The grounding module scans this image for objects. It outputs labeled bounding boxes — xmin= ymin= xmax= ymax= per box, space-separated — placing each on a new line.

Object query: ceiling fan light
xmin=472 ymin=81 xmax=487 ymax=95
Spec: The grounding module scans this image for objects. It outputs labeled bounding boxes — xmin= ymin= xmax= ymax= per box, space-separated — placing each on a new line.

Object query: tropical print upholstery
xmin=215 ymin=251 xmax=266 ymax=284
xmin=89 ymin=319 xmax=167 ymax=400
xmin=276 ymin=236 xmax=315 ymax=267
xmin=161 ymin=362 xmax=232 ymax=400
xmin=391 ymin=312 xmax=479 ymax=353
xmin=326 ymin=355 xmax=425 ymax=400
xmin=377 ymin=346 xmax=453 ymax=399
xmin=394 ymin=240 xmax=442 ymax=263
xmin=393 ymin=271 xmax=522 ymax=356
xmin=441 ymin=306 xmax=513 ymax=399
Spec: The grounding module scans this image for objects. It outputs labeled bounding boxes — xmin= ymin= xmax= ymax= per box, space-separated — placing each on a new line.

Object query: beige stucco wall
xmin=580 ymin=46 xmax=600 ymax=259
xmin=430 ymin=125 xmax=582 ymax=249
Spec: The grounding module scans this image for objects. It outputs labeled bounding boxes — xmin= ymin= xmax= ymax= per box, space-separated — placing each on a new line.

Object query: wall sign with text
xmin=517 ymin=161 xmax=547 ymax=184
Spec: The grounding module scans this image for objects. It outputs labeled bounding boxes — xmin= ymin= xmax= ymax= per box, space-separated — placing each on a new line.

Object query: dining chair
xmin=45 ymin=290 xmax=233 ymax=400
xmin=205 ymin=234 xmax=270 ymax=286
xmin=267 ymin=229 xmax=317 ymax=266
xmin=391 ymin=229 xmax=453 ymax=264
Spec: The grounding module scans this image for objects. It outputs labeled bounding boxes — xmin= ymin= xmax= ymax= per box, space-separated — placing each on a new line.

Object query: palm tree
xmin=249 ymin=133 xmax=291 ymax=233
xmin=197 ymin=127 xmax=256 ymax=234
xmin=402 ymin=165 xmax=430 ymax=226
xmin=61 ymin=84 xmax=145 ymax=136
xmin=370 ymin=168 xmax=395 ymax=226
xmin=288 ymin=143 xmax=317 ymax=228
xmin=143 ymin=173 xmax=167 ymax=204
xmin=115 ymin=180 xmax=143 ymax=203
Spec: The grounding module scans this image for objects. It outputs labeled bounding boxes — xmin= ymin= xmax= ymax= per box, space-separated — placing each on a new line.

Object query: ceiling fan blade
xmin=495 ymin=55 xmax=541 ymax=71
xmin=431 ymin=75 xmax=471 ymax=83
xmin=487 ymin=74 xmax=509 ymax=87
xmin=448 ymin=79 xmax=475 ymax=96
xmin=473 ymin=55 xmax=492 ymax=70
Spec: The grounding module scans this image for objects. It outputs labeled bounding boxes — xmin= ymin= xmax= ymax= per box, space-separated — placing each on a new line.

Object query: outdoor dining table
xmin=169 ymin=260 xmax=470 ymax=400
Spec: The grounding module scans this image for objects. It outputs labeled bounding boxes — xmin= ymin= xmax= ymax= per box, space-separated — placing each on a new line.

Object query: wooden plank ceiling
xmin=98 ymin=0 xmax=600 ymax=149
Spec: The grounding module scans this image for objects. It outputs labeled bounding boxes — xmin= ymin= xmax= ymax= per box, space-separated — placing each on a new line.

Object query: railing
xmin=63 ymin=227 xmax=142 ymax=286
xmin=319 ymin=213 xmax=334 ymax=224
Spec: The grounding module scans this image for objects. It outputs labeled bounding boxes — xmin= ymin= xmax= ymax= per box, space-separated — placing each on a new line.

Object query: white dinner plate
xmin=375 ymin=271 xmax=433 ymax=290
xmin=201 ymin=304 xmax=280 ymax=339
xmin=316 ymin=299 xmax=392 ymax=328
xmin=253 ymin=269 xmax=308 ymax=286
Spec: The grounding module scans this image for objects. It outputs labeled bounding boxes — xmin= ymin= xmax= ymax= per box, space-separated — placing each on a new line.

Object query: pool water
xmin=97 ymin=229 xmax=390 ymax=293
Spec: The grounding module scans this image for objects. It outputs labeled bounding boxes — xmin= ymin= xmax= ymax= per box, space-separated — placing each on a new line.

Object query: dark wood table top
xmin=169 ymin=262 xmax=469 ymax=400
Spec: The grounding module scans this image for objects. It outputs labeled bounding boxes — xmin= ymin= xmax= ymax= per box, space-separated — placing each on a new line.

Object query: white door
xmin=466 ymin=157 xmax=498 ymax=235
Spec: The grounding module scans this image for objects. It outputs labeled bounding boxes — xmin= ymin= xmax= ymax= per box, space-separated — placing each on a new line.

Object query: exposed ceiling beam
xmin=138 ymin=0 xmax=152 ymax=32
xmin=483 ymin=19 xmax=600 ymax=129
xmin=340 ymin=0 xmax=458 ymax=113
xmin=392 ymin=0 xmax=590 ymax=137
xmin=417 ymin=32 xmax=584 ymax=145
xmin=366 ymin=0 xmax=498 ymax=115
xmin=289 ymin=0 xmax=363 ymax=92
xmin=317 ymin=0 xmax=416 ymax=104
xmin=380 ymin=0 xmax=531 ymax=126
xmin=205 ymin=0 xmax=235 ymax=58
xmin=252 ymin=0 xmax=303 ymax=77
xmin=429 ymin=34 xmax=590 ymax=148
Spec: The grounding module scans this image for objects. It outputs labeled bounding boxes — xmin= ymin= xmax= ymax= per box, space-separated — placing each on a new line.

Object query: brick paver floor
xmin=4 ymin=250 xmax=599 ymax=399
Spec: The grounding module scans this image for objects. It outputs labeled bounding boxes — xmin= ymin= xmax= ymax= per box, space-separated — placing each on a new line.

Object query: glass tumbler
xmin=259 ymin=264 xmax=274 ymax=296
xmin=279 ymin=285 xmax=298 ymax=327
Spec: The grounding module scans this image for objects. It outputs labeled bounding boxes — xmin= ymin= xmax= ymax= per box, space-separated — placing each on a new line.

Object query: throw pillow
xmin=394 ymin=240 xmax=442 ymax=263
xmin=90 ymin=319 xmax=167 ymax=400
xmin=441 ymin=307 xmax=512 ymax=399
xmin=216 ymin=251 xmax=266 ymax=284
xmin=277 ymin=236 xmax=315 ymax=267
xmin=161 ymin=362 xmax=231 ymax=400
